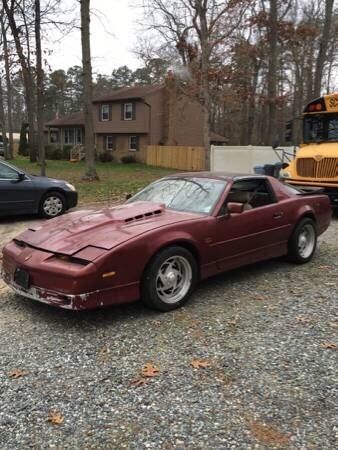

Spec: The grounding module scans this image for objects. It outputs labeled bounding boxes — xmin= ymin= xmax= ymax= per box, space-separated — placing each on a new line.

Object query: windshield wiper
xmin=169 ymin=177 xmax=208 ymax=193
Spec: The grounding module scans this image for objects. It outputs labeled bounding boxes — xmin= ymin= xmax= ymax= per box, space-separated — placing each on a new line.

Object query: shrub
xmin=98 ymin=151 xmax=113 ymax=162
xmin=121 ymin=155 xmax=136 ymax=164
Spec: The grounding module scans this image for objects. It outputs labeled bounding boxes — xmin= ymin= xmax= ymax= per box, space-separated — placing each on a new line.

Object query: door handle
xmin=273 ymin=211 xmax=284 ymax=219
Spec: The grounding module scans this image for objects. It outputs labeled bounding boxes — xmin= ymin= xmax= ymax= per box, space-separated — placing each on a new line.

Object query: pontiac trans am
xmin=1 ymin=173 xmax=332 ymax=312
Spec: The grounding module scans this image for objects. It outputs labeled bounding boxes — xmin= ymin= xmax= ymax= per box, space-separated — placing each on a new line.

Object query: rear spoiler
xmin=296 ymin=187 xmax=325 ymax=196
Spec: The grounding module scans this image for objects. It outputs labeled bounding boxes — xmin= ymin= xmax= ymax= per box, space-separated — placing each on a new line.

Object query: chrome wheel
xmin=43 ymin=195 xmax=63 ymax=217
xmin=298 ymin=223 xmax=316 ymax=259
xmin=156 ymin=256 xmax=192 ymax=305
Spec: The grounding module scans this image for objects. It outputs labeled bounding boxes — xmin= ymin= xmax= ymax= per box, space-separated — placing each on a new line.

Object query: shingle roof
xmin=92 ymin=85 xmax=163 ymax=103
xmin=45 ymin=111 xmax=85 ymax=127
xmin=209 ymin=131 xmax=228 ymax=142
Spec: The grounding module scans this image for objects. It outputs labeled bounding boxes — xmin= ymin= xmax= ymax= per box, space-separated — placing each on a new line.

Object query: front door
xmin=0 ymin=162 xmax=36 ymax=215
xmin=211 ymin=178 xmax=291 ymax=271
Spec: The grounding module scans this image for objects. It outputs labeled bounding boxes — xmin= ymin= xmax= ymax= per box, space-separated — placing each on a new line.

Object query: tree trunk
xmin=313 ymin=0 xmax=334 ymax=97
xmin=0 ymin=77 xmax=8 ymax=159
xmin=35 ymin=0 xmax=45 ymax=175
xmin=80 ymin=0 xmax=98 ymax=180
xmin=196 ymin=2 xmax=211 ymax=169
xmin=3 ymin=0 xmax=37 ymax=162
xmin=266 ymin=0 xmax=278 ymax=145
xmin=0 ymin=14 xmax=13 ymax=159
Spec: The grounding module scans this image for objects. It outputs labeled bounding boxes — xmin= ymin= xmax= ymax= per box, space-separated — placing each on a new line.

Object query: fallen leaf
xmin=8 ymin=369 xmax=28 ymax=379
xmin=47 ymin=411 xmax=64 ymax=425
xmin=321 ymin=342 xmax=337 ymax=350
xmin=248 ymin=420 xmax=290 ymax=446
xmin=130 ymin=377 xmax=147 ymax=387
xmin=253 ymin=296 xmax=267 ymax=301
xmin=141 ymin=363 xmax=160 ymax=377
xmin=191 ymin=359 xmax=211 ymax=369
xmin=295 ymin=316 xmax=313 ymax=324
xmin=227 ymin=320 xmax=237 ymax=327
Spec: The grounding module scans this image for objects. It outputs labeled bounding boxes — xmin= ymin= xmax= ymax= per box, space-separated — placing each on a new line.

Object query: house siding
xmin=94 ymin=101 xmax=149 ymax=134
xmin=96 ymin=134 xmax=148 ymax=162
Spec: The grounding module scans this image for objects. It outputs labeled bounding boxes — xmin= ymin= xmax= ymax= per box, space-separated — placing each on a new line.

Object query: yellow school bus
xmin=280 ymin=92 xmax=338 ymax=204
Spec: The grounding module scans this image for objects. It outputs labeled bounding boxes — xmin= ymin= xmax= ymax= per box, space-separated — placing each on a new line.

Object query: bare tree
xmin=313 ymin=0 xmax=334 ymax=96
xmin=35 ymin=0 xmax=45 ymax=175
xmin=0 ymin=11 xmax=13 ymax=159
xmin=141 ymin=0 xmax=248 ymax=168
xmin=80 ymin=0 xmax=98 ymax=180
xmin=3 ymin=0 xmax=37 ymax=162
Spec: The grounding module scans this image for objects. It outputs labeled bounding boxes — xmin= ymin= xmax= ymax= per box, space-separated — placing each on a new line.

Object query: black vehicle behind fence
xmin=0 ymin=160 xmax=78 ymax=218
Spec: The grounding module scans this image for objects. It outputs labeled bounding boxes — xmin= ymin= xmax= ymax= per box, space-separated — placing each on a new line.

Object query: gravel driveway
xmin=0 ymin=212 xmax=337 ymax=449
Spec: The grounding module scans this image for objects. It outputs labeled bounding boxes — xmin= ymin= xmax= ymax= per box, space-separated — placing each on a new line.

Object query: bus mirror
xmin=285 ymin=121 xmax=293 ymax=142
xmin=272 ymin=139 xmax=279 ymax=149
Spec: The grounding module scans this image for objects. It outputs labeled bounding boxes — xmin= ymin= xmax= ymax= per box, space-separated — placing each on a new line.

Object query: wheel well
xmin=143 ymin=240 xmax=200 ymax=280
xmin=299 ymin=212 xmax=316 ymax=224
xmin=39 ymin=189 xmax=67 ymax=208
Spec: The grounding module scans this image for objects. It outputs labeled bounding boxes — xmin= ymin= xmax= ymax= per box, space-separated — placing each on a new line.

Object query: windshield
xmin=303 ymin=114 xmax=338 ymax=143
xmin=127 ymin=177 xmax=227 ymax=215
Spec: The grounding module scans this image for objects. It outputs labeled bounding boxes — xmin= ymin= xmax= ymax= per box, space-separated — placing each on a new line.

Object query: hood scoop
xmin=124 ymin=208 xmax=163 ymax=224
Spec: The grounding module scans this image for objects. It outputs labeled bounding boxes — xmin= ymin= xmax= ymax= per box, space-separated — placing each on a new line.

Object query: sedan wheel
xmin=40 ymin=192 xmax=66 ymax=218
xmin=287 ymin=218 xmax=317 ymax=263
xmin=142 ymin=246 xmax=197 ymax=311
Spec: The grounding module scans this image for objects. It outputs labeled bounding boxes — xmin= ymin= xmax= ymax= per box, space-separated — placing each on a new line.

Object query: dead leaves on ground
xmin=191 ymin=359 xmax=211 ymax=369
xmin=248 ymin=420 xmax=291 ymax=446
xmin=141 ymin=363 xmax=160 ymax=378
xmin=295 ymin=315 xmax=313 ymax=325
xmin=8 ymin=369 xmax=28 ymax=379
xmin=130 ymin=363 xmax=160 ymax=388
xmin=130 ymin=359 xmax=216 ymax=388
xmin=321 ymin=341 xmax=337 ymax=350
xmin=47 ymin=411 xmax=64 ymax=425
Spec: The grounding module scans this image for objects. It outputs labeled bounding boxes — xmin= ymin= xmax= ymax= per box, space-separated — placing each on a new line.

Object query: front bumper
xmin=1 ymin=269 xmax=139 ymax=310
xmin=65 ymin=191 xmax=78 ymax=209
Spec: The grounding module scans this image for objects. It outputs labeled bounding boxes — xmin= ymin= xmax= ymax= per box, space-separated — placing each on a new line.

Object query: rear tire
xmin=287 ymin=217 xmax=317 ymax=264
xmin=39 ymin=191 xmax=66 ymax=219
xmin=141 ymin=246 xmax=197 ymax=312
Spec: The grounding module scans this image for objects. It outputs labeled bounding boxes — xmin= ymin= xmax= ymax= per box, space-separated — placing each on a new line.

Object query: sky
xmin=47 ymin=0 xmax=142 ymax=76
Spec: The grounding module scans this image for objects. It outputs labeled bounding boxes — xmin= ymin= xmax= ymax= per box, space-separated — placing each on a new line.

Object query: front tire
xmin=39 ymin=191 xmax=66 ymax=219
xmin=287 ymin=217 xmax=317 ymax=264
xmin=141 ymin=246 xmax=198 ymax=312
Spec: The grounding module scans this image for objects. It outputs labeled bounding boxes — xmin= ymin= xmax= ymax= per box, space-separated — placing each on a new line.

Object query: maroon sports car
xmin=1 ymin=173 xmax=332 ymax=311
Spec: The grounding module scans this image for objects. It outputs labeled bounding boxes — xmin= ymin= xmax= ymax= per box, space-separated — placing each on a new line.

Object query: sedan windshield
xmin=127 ymin=177 xmax=227 ymax=215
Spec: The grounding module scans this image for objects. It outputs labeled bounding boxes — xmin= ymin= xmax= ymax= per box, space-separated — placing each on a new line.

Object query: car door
xmin=211 ymin=178 xmax=291 ymax=272
xmin=0 ymin=162 xmax=37 ymax=215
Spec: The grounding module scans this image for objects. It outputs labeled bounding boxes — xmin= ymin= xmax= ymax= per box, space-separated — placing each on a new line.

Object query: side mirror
xmin=17 ymin=171 xmax=26 ymax=182
xmin=272 ymin=139 xmax=279 ymax=149
xmin=227 ymin=202 xmax=244 ymax=214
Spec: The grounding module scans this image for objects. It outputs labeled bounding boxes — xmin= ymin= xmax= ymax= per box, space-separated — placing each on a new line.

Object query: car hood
xmin=14 ymin=201 xmax=202 ymax=257
xmin=29 ymin=174 xmax=67 ymax=185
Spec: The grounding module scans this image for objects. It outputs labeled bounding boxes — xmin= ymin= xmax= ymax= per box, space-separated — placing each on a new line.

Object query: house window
xmin=101 ymin=104 xmax=110 ymax=121
xmin=106 ymin=135 xmax=114 ymax=151
xmin=64 ymin=128 xmax=82 ymax=145
xmin=64 ymin=128 xmax=74 ymax=144
xmin=123 ymin=103 xmax=134 ymax=120
xmin=129 ymin=136 xmax=139 ymax=151
xmin=76 ymin=128 xmax=83 ymax=144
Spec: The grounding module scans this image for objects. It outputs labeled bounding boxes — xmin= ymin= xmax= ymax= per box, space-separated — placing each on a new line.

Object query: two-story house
xmin=45 ymin=77 xmax=227 ymax=162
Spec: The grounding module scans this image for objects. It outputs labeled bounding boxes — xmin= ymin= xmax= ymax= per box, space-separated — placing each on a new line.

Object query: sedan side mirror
xmin=227 ymin=202 xmax=244 ymax=214
xmin=17 ymin=171 xmax=26 ymax=182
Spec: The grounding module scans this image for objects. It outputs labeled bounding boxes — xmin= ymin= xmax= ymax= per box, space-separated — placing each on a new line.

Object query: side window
xmin=226 ymin=179 xmax=276 ymax=210
xmin=0 ymin=163 xmax=19 ymax=180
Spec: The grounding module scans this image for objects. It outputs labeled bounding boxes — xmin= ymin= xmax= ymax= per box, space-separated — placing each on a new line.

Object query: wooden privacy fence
xmin=146 ymin=145 xmax=206 ymax=171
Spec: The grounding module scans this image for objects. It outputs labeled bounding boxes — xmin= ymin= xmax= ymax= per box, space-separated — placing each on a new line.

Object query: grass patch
xmin=11 ymin=157 xmax=176 ymax=205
